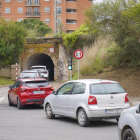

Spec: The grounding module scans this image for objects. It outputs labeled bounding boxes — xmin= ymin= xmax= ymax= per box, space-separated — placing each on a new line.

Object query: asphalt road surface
xmin=0 ymin=83 xmax=119 ymax=140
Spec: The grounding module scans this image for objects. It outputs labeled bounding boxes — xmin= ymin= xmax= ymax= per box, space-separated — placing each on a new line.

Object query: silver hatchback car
xmin=118 ymin=103 xmax=140 ymax=140
xmin=44 ymin=79 xmax=130 ymax=126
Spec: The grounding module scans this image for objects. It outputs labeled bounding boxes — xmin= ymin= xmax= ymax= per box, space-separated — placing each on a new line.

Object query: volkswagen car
xmin=118 ymin=103 xmax=140 ymax=140
xmin=44 ymin=79 xmax=130 ymax=127
xmin=8 ymin=78 xmax=54 ymax=109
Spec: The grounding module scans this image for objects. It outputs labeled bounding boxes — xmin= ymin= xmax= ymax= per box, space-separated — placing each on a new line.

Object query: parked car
xmin=18 ymin=70 xmax=40 ymax=79
xmin=44 ymin=79 xmax=130 ymax=127
xmin=118 ymin=103 xmax=140 ymax=140
xmin=31 ymin=66 xmax=49 ymax=81
xmin=8 ymin=78 xmax=54 ymax=109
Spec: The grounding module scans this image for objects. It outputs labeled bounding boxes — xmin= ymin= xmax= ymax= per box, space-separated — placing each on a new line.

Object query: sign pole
xmin=70 ymin=70 xmax=72 ymax=80
xmin=74 ymin=49 xmax=83 ymax=80
xmin=78 ymin=59 xmax=79 ymax=79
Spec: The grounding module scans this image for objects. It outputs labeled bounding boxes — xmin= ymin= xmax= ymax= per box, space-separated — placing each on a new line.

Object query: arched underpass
xmin=26 ymin=53 xmax=54 ymax=81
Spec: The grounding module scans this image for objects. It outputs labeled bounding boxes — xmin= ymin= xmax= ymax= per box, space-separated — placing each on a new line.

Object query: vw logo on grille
xmin=110 ymin=95 xmax=113 ymax=99
xmin=38 ymin=88 xmax=40 ymax=91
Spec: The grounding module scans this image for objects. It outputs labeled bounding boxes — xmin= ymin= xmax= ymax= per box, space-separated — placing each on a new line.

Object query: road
xmin=0 ymin=82 xmax=119 ymax=140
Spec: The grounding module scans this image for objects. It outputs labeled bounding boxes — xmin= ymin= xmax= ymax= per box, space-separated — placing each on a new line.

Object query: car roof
xmin=21 ymin=70 xmax=39 ymax=73
xmin=66 ymin=79 xmax=118 ymax=84
xmin=31 ymin=66 xmax=46 ymax=68
xmin=19 ymin=78 xmax=47 ymax=82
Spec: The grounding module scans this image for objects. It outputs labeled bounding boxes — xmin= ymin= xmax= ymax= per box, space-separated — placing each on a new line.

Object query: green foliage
xmin=84 ymin=0 xmax=140 ymax=66
xmin=16 ymin=19 xmax=52 ymax=37
xmin=62 ymin=24 xmax=95 ymax=56
xmin=0 ymin=18 xmax=27 ymax=66
xmin=0 ymin=77 xmax=14 ymax=85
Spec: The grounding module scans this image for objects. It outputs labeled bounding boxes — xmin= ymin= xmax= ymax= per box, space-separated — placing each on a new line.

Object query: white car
xmin=118 ymin=103 xmax=140 ymax=140
xmin=31 ymin=65 xmax=49 ymax=81
xmin=44 ymin=79 xmax=130 ymax=127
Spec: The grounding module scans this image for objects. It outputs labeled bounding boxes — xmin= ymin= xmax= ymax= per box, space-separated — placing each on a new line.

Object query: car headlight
xmin=120 ymin=109 xmax=126 ymax=117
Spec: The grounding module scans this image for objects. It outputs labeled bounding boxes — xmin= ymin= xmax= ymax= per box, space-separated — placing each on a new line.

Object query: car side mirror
xmin=52 ymin=91 xmax=56 ymax=95
xmin=136 ymin=103 xmax=140 ymax=113
xmin=9 ymin=85 xmax=13 ymax=89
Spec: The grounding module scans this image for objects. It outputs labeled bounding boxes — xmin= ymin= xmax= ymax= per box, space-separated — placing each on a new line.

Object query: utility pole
xmin=54 ymin=0 xmax=58 ymax=34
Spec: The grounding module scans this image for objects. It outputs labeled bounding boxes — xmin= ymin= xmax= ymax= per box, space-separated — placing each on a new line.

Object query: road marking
xmin=0 ymin=97 xmax=5 ymax=103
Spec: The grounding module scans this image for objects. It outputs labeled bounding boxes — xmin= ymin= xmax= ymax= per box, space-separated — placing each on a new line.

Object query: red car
xmin=8 ymin=78 xmax=54 ymax=109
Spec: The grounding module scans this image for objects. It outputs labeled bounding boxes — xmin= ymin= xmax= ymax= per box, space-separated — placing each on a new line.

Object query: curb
xmin=0 ymin=84 xmax=11 ymax=88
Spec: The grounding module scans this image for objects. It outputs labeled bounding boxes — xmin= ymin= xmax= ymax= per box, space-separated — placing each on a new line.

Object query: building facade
xmin=0 ymin=0 xmax=92 ymax=33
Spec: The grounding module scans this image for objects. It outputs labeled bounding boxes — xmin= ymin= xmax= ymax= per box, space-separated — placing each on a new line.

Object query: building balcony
xmin=66 ymin=24 xmax=77 ymax=30
xmin=25 ymin=0 xmax=40 ymax=6
xmin=66 ymin=1 xmax=77 ymax=9
xmin=66 ymin=13 xmax=77 ymax=19
xmin=26 ymin=12 xmax=40 ymax=17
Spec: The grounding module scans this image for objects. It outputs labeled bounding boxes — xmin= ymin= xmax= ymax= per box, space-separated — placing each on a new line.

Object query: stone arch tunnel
xmin=26 ymin=53 xmax=54 ymax=81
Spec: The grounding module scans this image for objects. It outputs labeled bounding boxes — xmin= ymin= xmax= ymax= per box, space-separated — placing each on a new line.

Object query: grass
xmin=0 ymin=77 xmax=14 ymax=85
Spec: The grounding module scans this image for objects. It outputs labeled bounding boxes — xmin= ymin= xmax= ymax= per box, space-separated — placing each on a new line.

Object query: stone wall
xmin=0 ymin=66 xmax=11 ymax=78
xmin=0 ymin=64 xmax=20 ymax=80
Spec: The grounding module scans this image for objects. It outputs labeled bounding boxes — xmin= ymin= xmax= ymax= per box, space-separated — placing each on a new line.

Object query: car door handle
xmin=66 ymin=97 xmax=69 ymax=100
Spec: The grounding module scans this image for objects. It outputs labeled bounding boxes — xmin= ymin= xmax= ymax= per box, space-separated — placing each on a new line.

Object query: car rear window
xmin=32 ymin=67 xmax=45 ymax=70
xmin=22 ymin=72 xmax=37 ymax=78
xmin=24 ymin=81 xmax=49 ymax=87
xmin=90 ymin=83 xmax=126 ymax=94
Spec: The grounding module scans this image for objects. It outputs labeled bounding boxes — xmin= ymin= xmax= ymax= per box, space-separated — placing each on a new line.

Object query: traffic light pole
xmin=70 ymin=70 xmax=72 ymax=81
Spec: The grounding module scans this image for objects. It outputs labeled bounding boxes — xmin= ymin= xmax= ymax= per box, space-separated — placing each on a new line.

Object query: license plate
xmin=105 ymin=109 xmax=122 ymax=114
xmin=33 ymin=91 xmax=44 ymax=94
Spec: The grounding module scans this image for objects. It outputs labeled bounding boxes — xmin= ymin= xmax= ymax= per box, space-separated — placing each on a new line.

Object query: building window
xmin=17 ymin=18 xmax=23 ymax=22
xmin=34 ymin=7 xmax=39 ymax=15
xmin=34 ymin=0 xmax=39 ymax=4
xmin=5 ymin=0 xmax=10 ymax=2
xmin=18 ymin=0 xmax=23 ymax=1
xmin=5 ymin=8 xmax=10 ymax=13
xmin=57 ymin=7 xmax=61 ymax=15
xmin=45 ymin=18 xmax=50 ymax=23
xmin=57 ymin=18 xmax=62 ymax=26
xmin=44 ymin=7 xmax=50 ymax=12
xmin=5 ymin=19 xmax=10 ymax=21
xmin=18 ymin=8 xmax=23 ymax=13
xmin=27 ymin=0 xmax=32 ymax=5
xmin=44 ymin=0 xmax=49 ymax=1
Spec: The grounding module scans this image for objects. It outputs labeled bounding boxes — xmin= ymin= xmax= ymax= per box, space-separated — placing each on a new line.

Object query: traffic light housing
xmin=68 ymin=58 xmax=72 ymax=70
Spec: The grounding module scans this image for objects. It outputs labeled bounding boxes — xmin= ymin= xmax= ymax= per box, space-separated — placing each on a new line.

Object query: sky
xmin=94 ymin=0 xmax=104 ymax=3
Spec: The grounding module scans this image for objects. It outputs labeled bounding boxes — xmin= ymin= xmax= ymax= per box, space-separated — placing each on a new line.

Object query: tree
xmin=0 ymin=18 xmax=27 ymax=66
xmin=16 ymin=19 xmax=52 ymax=37
xmin=62 ymin=24 xmax=95 ymax=56
xmin=84 ymin=0 xmax=140 ymax=65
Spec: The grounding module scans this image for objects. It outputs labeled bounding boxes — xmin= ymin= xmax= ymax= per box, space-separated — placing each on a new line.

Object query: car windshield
xmin=24 ymin=81 xmax=49 ymax=87
xmin=90 ymin=83 xmax=126 ymax=94
xmin=22 ymin=72 xmax=37 ymax=78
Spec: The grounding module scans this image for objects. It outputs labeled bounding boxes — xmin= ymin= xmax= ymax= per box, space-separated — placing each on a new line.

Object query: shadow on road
xmin=10 ymin=104 xmax=44 ymax=110
xmin=52 ymin=116 xmax=118 ymax=127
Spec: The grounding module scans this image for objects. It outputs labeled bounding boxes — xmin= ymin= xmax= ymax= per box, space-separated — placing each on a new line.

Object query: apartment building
xmin=0 ymin=0 xmax=92 ymax=33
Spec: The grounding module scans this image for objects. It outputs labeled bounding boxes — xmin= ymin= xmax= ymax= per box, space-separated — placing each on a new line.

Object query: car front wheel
xmin=17 ymin=98 xmax=23 ymax=109
xmin=77 ymin=108 xmax=90 ymax=127
xmin=123 ymin=128 xmax=137 ymax=140
xmin=45 ymin=104 xmax=55 ymax=119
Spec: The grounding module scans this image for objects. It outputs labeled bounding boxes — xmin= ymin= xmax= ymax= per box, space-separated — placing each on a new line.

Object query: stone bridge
xmin=20 ymin=37 xmax=68 ymax=81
